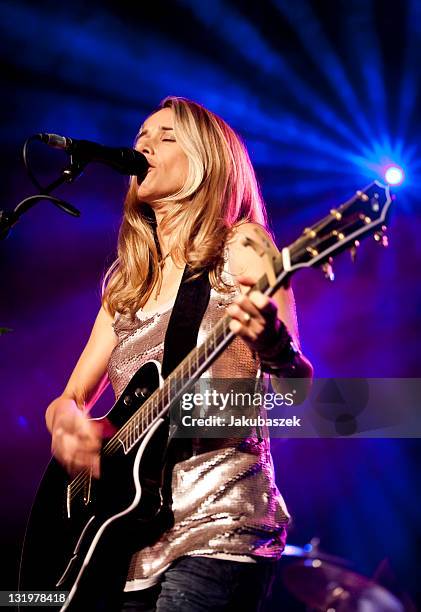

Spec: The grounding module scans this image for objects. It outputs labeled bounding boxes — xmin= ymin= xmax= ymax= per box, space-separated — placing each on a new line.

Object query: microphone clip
xmin=61 ymin=157 xmax=87 ymax=182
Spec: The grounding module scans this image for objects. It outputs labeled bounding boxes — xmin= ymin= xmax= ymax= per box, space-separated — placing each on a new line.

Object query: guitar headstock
xmin=239 ymin=181 xmax=393 ymax=295
xmin=285 ymin=181 xmax=393 ymax=279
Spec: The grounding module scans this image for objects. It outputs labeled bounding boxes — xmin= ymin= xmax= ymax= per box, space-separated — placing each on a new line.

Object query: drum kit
xmin=280 ymin=538 xmax=406 ymax=611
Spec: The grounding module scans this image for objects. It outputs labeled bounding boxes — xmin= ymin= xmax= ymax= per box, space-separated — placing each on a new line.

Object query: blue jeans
xmin=120 ymin=556 xmax=278 ymax=611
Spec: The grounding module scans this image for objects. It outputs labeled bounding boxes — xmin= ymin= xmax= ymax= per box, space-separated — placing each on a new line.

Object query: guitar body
xmin=19 ymin=361 xmax=173 ymax=611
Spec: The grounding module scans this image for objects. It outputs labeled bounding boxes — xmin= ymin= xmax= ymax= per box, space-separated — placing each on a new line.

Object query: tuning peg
xmin=374 ymin=229 xmax=388 ymax=247
xmin=350 ymin=240 xmax=360 ymax=263
xmin=322 ymin=258 xmax=335 ymax=281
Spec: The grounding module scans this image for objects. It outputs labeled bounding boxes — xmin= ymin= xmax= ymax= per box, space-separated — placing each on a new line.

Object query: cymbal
xmin=283 ymin=544 xmax=352 ymax=567
xmin=282 ymin=559 xmax=404 ymax=611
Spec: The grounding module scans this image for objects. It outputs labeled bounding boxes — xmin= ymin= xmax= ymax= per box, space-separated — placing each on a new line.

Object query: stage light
xmin=384 ymin=165 xmax=405 ymax=185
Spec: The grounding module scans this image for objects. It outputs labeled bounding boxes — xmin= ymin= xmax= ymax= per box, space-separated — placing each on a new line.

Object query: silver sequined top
xmin=107 ymin=262 xmax=290 ymax=591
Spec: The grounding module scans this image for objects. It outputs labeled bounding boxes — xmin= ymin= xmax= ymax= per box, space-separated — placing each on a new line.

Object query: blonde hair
xmin=102 ymin=96 xmax=269 ymax=317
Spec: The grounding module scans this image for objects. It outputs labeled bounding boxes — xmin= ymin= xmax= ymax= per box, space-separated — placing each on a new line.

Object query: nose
xmin=137 ymin=133 xmax=154 ymax=156
xmin=140 ymin=141 xmax=152 ymax=156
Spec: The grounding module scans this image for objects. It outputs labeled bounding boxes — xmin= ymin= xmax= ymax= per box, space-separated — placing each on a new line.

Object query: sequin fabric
xmin=107 ymin=262 xmax=290 ymax=588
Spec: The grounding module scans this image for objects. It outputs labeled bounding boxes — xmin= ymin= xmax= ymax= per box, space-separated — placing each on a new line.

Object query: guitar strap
xmin=162 ymin=263 xmax=211 ymax=433
xmin=161 ymin=264 xmax=211 ymax=379
xmin=157 ymin=264 xmax=211 ymax=514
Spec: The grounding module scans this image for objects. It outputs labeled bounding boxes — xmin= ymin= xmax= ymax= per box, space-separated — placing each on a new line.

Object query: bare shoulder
xmin=78 ymin=303 xmax=118 ymax=361
xmin=226 ymin=222 xmax=278 ymax=278
xmin=95 ymin=303 xmax=116 ymax=327
xmin=228 ymin=221 xmax=275 ymax=244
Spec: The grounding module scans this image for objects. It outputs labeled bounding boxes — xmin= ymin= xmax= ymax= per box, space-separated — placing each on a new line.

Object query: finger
xmin=52 ymin=429 xmax=76 ymax=459
xmin=56 ymin=421 xmax=101 ymax=456
xmin=68 ymin=460 xmax=84 ymax=478
xmin=77 ymin=423 xmax=102 ymax=448
xmin=77 ymin=416 xmax=98 ymax=435
xmin=91 ymin=455 xmax=101 ymax=479
xmin=69 ymin=450 xmax=100 ymax=477
xmin=78 ymin=434 xmax=101 ymax=452
xmin=227 ymin=302 xmax=260 ymax=325
xmin=229 ymin=318 xmax=259 ymax=341
xmin=228 ymin=296 xmax=263 ymax=321
xmin=248 ymin=291 xmax=278 ymax=318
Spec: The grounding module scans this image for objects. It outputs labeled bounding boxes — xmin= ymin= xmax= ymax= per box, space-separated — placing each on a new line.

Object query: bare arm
xmin=45 ymin=304 xmax=118 ymax=477
xmin=46 ymin=305 xmax=117 ymax=429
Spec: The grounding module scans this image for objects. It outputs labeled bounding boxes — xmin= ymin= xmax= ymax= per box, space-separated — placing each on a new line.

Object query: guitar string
xmin=102 ymin=313 xmax=234 ymax=456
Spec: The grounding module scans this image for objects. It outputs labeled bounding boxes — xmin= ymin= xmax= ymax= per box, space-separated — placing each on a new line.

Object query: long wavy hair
xmin=102 ymin=96 xmax=269 ymax=317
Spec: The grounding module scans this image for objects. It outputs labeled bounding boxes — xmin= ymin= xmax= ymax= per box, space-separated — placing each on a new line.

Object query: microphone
xmin=38 ymin=133 xmax=149 ymax=178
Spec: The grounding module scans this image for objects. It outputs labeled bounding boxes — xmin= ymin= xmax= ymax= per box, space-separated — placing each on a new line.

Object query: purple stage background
xmin=1 ymin=1 xmax=420 ymax=609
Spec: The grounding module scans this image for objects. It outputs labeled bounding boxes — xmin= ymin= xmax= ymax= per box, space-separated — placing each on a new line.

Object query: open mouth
xmin=136 ymin=160 xmax=155 ymax=186
xmin=136 ymin=165 xmax=154 ymax=186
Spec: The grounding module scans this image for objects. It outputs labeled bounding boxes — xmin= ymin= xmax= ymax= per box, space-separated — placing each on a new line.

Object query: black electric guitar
xmin=19 ymin=181 xmax=393 ymax=610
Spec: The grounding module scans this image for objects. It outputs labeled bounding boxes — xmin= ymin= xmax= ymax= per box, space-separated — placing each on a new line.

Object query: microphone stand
xmin=1 ymin=133 xmax=148 ymax=241
xmin=0 ymin=144 xmax=86 ymax=335
xmin=0 ymin=152 xmax=84 ymax=241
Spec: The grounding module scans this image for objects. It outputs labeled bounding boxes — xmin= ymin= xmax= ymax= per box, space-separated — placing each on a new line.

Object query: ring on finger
xmin=243 ymin=313 xmax=251 ymax=324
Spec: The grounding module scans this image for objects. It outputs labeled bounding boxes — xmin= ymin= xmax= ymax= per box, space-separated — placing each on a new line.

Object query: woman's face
xmin=135 ymin=107 xmax=189 ymax=204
